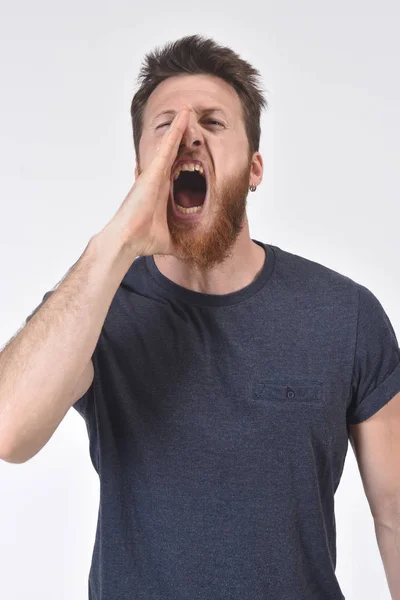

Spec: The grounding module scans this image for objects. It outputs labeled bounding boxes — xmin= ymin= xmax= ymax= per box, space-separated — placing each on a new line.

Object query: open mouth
xmin=170 ymin=162 xmax=208 ymax=219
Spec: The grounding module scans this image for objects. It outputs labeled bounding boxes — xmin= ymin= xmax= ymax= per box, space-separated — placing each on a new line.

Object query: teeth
xmin=176 ymin=204 xmax=203 ymax=214
xmin=173 ymin=162 xmax=204 ymax=180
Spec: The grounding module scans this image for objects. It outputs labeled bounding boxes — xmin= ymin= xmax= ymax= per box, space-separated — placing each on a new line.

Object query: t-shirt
xmin=27 ymin=239 xmax=400 ymax=600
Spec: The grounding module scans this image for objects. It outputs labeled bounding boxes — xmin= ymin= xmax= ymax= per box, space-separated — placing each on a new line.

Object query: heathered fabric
xmin=29 ymin=240 xmax=400 ymax=599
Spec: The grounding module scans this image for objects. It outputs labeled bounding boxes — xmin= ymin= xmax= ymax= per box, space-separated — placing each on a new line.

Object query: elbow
xmin=0 ymin=451 xmax=27 ymax=464
xmin=0 ymin=447 xmax=30 ymax=464
xmin=0 ymin=414 xmax=44 ymax=464
xmin=372 ymin=496 xmax=400 ymax=531
xmin=0 ymin=433 xmax=29 ymax=464
xmin=0 ymin=442 xmax=28 ymax=464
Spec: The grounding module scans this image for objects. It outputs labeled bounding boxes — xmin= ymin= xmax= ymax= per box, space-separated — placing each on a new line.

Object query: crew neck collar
xmin=145 ymin=239 xmax=275 ymax=307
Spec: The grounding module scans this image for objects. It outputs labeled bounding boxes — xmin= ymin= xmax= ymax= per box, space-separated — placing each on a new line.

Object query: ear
xmin=249 ymin=152 xmax=263 ymax=187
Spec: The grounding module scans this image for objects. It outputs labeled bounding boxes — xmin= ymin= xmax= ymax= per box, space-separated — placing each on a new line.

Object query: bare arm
xmin=349 ymin=394 xmax=400 ymax=598
xmin=374 ymin=515 xmax=400 ymax=599
xmin=0 ymin=106 xmax=191 ymax=464
xmin=0 ymin=229 xmax=137 ymax=463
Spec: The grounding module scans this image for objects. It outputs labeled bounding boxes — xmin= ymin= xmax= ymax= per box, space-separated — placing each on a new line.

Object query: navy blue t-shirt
xmin=29 ymin=240 xmax=400 ymax=599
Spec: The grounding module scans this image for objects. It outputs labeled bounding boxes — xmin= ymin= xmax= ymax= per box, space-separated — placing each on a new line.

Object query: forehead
xmin=143 ymin=73 xmax=242 ymax=123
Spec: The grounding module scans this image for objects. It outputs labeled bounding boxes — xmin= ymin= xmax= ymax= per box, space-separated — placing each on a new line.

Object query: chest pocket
xmin=252 ymin=381 xmax=324 ymax=407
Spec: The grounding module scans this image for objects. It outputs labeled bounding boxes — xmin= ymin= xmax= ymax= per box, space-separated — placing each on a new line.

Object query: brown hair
xmin=130 ymin=34 xmax=268 ymax=162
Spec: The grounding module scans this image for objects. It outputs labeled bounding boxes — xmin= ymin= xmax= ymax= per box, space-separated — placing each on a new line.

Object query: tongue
xmin=174 ymin=189 xmax=205 ymax=208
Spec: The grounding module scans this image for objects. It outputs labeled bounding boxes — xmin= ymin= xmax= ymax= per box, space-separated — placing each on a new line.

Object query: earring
xmin=249 ymin=184 xmax=257 ymax=192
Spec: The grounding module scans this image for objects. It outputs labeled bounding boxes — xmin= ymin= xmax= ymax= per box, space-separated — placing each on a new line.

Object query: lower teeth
xmin=176 ymin=204 xmax=203 ymax=214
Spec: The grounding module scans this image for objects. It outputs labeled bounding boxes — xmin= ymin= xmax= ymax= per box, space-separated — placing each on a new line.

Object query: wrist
xmin=90 ymin=223 xmax=139 ymax=273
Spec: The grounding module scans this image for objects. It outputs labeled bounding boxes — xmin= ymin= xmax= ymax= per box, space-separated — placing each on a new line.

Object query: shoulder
xmin=270 ymin=243 xmax=360 ymax=297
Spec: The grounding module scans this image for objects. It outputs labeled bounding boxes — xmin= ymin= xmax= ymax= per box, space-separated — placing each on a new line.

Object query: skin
xmin=134 ymin=73 xmax=265 ymax=295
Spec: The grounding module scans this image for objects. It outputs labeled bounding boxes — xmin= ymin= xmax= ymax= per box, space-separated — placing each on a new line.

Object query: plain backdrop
xmin=0 ymin=1 xmax=399 ymax=599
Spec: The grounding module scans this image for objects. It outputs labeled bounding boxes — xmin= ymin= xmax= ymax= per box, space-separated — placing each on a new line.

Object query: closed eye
xmin=156 ymin=119 xmax=224 ymax=130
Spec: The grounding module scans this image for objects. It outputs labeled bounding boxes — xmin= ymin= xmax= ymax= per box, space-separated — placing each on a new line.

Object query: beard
xmin=162 ymin=158 xmax=252 ymax=272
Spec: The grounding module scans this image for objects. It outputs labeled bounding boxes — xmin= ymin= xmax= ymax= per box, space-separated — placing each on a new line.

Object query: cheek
xmin=219 ymin=160 xmax=239 ymax=179
xmin=145 ymin=132 xmax=167 ymax=159
xmin=137 ymin=142 xmax=154 ymax=172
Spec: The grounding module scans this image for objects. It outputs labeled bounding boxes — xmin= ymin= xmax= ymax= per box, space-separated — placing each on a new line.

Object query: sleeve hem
xmin=347 ymin=360 xmax=400 ymax=425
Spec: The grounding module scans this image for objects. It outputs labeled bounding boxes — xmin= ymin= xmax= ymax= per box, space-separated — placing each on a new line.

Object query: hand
xmin=101 ymin=106 xmax=190 ymax=257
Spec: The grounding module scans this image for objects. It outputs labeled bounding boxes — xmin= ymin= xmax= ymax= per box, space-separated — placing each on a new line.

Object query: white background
xmin=0 ymin=1 xmax=399 ymax=598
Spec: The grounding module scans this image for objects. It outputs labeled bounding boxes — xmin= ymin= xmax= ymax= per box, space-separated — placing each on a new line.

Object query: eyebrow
xmin=151 ymin=107 xmax=228 ymax=125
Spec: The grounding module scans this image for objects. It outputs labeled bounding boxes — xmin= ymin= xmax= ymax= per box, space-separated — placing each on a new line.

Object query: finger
xmin=156 ymin=106 xmax=189 ymax=154
xmin=153 ymin=107 xmax=190 ymax=169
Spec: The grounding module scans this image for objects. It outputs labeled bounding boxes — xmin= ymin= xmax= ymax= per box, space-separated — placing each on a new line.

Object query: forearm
xmin=374 ymin=514 xmax=400 ymax=599
xmin=0 ymin=227 xmax=136 ymax=459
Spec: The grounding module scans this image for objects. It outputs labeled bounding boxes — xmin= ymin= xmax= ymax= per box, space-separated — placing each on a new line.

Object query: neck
xmin=153 ymin=220 xmax=266 ymax=295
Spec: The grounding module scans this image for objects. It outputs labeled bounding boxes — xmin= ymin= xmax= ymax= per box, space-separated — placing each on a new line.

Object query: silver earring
xmin=249 ymin=184 xmax=257 ymax=192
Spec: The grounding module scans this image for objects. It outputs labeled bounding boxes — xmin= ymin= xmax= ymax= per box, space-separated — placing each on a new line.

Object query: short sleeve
xmin=347 ymin=284 xmax=400 ymax=425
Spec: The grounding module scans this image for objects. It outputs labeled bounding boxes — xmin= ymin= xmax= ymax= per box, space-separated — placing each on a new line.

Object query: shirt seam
xmin=347 ymin=284 xmax=361 ymax=411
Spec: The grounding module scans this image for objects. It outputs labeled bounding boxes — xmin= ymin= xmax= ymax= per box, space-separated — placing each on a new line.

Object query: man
xmin=1 ymin=34 xmax=399 ymax=600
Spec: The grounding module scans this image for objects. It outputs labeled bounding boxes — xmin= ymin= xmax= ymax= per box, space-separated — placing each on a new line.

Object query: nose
xmin=178 ymin=108 xmax=204 ymax=151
